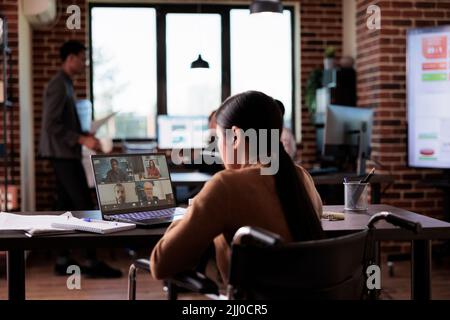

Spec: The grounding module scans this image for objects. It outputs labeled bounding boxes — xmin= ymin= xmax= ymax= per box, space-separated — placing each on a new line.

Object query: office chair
xmin=128 ymin=212 xmax=421 ymax=300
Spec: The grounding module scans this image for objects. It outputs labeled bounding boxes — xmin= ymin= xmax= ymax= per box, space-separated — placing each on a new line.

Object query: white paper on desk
xmin=90 ymin=112 xmax=117 ymax=134
xmin=0 ymin=211 xmax=74 ymax=237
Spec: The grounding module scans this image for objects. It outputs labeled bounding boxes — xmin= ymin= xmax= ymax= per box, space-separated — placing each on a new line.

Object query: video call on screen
xmin=92 ymin=155 xmax=174 ymax=213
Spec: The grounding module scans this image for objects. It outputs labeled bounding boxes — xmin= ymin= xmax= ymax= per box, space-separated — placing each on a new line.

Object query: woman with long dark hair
xmin=151 ymin=91 xmax=324 ymax=283
xmin=146 ymin=159 xmax=161 ymax=179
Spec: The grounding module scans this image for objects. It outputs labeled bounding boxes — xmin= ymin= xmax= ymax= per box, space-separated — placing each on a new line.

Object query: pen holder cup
xmin=344 ymin=182 xmax=369 ymax=212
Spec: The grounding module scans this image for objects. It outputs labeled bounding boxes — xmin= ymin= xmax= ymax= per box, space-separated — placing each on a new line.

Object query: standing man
xmin=39 ymin=41 xmax=98 ymax=211
xmin=39 ymin=40 xmax=121 ymax=278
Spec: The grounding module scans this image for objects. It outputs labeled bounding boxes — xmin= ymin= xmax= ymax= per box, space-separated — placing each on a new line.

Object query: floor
xmin=0 ymin=248 xmax=449 ymax=300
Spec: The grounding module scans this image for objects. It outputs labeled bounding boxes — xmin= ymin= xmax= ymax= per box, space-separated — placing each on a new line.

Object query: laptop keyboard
xmin=114 ymin=208 xmax=176 ymax=221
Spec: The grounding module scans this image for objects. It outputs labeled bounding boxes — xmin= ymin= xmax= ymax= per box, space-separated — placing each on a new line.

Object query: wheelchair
xmin=128 ymin=211 xmax=421 ymax=300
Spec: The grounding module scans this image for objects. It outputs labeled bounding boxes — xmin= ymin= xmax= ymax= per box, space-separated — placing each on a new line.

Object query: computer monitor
xmin=157 ymin=115 xmax=209 ymax=149
xmin=323 ymin=105 xmax=374 ymax=176
xmin=407 ymin=26 xmax=450 ymax=169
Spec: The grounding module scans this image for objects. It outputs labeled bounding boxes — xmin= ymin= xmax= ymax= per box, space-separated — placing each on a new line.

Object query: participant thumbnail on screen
xmin=98 ymin=182 xmax=138 ymax=208
xmin=93 ymin=157 xmax=133 ymax=183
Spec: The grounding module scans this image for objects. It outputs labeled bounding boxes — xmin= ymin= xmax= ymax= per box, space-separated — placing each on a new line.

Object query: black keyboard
xmin=114 ymin=208 xmax=176 ymax=221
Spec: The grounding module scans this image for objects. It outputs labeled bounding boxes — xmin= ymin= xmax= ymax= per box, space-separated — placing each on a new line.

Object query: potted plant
xmin=306 ymin=68 xmax=326 ymax=155
xmin=324 ymin=46 xmax=336 ymax=70
xmin=305 ymin=68 xmax=324 ymax=123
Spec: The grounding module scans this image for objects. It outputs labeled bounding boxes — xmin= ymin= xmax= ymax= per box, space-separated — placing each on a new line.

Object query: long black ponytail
xmin=216 ymin=91 xmax=324 ymax=241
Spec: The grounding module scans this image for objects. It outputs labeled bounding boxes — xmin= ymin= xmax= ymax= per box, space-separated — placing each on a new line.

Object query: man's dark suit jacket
xmin=39 ymin=70 xmax=83 ymax=159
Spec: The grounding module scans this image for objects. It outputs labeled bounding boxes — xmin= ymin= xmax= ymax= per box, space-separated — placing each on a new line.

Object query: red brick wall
xmin=356 ymin=0 xmax=450 ymax=218
xmin=298 ymin=0 xmax=343 ymax=168
xmin=33 ymin=0 xmax=88 ymax=210
xmin=0 ymin=1 xmax=20 ymax=210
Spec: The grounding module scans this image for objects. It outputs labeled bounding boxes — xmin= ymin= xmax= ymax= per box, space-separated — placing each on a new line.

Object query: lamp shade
xmin=191 ymin=54 xmax=210 ymax=69
xmin=250 ymin=0 xmax=283 ymax=14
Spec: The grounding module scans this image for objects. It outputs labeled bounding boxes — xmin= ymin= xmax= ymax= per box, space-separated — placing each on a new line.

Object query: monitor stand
xmin=356 ymin=154 xmax=367 ymax=177
xmin=356 ymin=122 xmax=368 ymax=176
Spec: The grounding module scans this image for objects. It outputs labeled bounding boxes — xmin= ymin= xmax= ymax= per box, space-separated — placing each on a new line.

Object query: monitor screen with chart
xmin=407 ymin=26 xmax=450 ymax=168
xmin=157 ymin=115 xmax=209 ymax=149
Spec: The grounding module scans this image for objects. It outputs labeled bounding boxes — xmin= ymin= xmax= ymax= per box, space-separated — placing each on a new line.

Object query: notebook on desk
xmin=91 ymin=153 xmax=186 ymax=227
xmin=51 ymin=217 xmax=135 ymax=234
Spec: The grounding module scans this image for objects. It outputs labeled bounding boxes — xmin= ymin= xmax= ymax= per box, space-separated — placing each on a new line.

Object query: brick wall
xmin=298 ymin=0 xmax=343 ymax=168
xmin=356 ymin=0 xmax=450 ymax=218
xmin=0 ymin=1 xmax=20 ymax=210
xmin=33 ymin=0 xmax=88 ymax=210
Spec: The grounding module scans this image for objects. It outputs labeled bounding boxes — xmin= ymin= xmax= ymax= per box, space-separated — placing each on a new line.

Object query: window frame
xmin=88 ymin=3 xmax=297 ymax=141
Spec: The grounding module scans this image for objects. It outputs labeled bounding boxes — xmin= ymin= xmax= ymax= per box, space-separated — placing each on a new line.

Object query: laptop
xmin=91 ymin=153 xmax=186 ymax=227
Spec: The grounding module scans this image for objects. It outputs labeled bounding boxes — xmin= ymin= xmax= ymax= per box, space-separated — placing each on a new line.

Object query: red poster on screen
xmin=422 ymin=36 xmax=447 ymax=59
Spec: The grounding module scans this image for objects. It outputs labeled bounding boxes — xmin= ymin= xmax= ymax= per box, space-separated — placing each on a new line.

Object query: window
xmin=90 ymin=4 xmax=296 ymax=140
xmin=91 ymin=7 xmax=157 ymax=139
xmin=166 ymin=13 xmax=222 ymax=116
xmin=230 ymin=9 xmax=293 ymax=128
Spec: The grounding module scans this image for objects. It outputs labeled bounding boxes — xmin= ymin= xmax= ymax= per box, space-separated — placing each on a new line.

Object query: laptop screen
xmin=91 ymin=154 xmax=175 ymax=214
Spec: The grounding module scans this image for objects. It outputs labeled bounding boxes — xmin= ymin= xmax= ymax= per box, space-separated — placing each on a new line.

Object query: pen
xmin=360 ymin=168 xmax=376 ymax=184
xmin=82 ymin=218 xmax=115 ymax=225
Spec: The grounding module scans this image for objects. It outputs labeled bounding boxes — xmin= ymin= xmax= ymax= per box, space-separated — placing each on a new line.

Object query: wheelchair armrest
xmin=232 ymin=226 xmax=283 ymax=247
xmin=133 ymin=259 xmax=151 ymax=272
xmin=169 ymin=271 xmax=219 ymax=295
xmin=368 ymin=212 xmax=422 ymax=234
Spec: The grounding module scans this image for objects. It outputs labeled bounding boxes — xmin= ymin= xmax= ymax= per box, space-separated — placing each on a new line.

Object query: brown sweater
xmin=150 ymin=165 xmax=323 ymax=282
